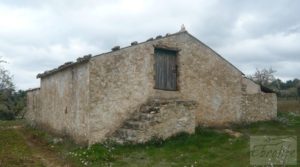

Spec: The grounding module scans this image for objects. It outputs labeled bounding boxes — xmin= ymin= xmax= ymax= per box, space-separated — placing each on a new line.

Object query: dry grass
xmin=278 ymin=99 xmax=300 ymax=113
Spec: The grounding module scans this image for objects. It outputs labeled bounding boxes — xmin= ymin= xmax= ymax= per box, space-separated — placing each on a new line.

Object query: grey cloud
xmin=0 ymin=0 xmax=299 ymax=89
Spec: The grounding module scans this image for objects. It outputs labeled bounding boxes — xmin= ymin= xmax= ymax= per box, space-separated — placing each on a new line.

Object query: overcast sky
xmin=0 ymin=0 xmax=299 ymax=90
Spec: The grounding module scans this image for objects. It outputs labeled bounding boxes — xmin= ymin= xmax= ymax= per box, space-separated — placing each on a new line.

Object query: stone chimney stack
xmin=180 ymin=24 xmax=186 ymax=32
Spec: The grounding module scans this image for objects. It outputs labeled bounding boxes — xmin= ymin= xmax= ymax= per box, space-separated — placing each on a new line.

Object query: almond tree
xmin=250 ymin=67 xmax=276 ymax=86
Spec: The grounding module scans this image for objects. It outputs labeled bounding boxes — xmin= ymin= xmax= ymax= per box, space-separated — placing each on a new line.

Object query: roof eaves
xmin=26 ymin=87 xmax=40 ymax=92
xmin=36 ymin=31 xmax=187 ymax=79
xmin=37 ymin=55 xmax=92 ymax=79
xmin=92 ymin=31 xmax=187 ymax=58
xmin=260 ymin=85 xmax=276 ymax=93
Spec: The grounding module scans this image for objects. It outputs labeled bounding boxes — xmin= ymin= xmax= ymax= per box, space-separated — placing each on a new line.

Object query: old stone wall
xmin=37 ymin=63 xmax=90 ymax=143
xmin=87 ymin=31 xmax=273 ymax=144
xmin=146 ymin=33 xmax=244 ymax=126
xmin=241 ymin=93 xmax=277 ymax=123
xmin=87 ymin=32 xmax=246 ymax=144
xmin=26 ymin=31 xmax=277 ymax=145
xmin=242 ymin=77 xmax=261 ymax=94
xmin=25 ymin=88 xmax=41 ymax=125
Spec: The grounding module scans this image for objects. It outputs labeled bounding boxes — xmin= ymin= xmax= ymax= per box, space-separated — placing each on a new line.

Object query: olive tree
xmin=0 ymin=60 xmax=16 ymax=120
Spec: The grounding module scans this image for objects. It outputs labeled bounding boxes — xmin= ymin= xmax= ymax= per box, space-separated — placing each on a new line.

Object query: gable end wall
xmin=87 ymin=32 xmax=249 ymax=144
xmin=146 ymin=33 xmax=244 ymax=126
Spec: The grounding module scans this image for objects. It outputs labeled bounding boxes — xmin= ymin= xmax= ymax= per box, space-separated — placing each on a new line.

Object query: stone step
xmin=140 ymin=106 xmax=160 ymax=114
xmin=114 ymin=128 xmax=139 ymax=138
xmin=111 ymin=135 xmax=140 ymax=144
xmin=112 ymin=128 xmax=142 ymax=143
xmin=123 ymin=120 xmax=149 ymax=129
xmin=131 ymin=112 xmax=154 ymax=121
xmin=110 ymin=137 xmax=124 ymax=144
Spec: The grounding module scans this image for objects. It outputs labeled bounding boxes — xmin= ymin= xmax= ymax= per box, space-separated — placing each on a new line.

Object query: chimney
xmin=180 ymin=24 xmax=186 ymax=32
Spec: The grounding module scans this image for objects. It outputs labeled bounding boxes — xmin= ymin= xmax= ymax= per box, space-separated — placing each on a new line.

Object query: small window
xmin=154 ymin=48 xmax=178 ymax=90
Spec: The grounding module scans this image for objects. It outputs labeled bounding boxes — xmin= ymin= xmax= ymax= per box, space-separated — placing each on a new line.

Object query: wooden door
xmin=154 ymin=48 xmax=177 ymax=90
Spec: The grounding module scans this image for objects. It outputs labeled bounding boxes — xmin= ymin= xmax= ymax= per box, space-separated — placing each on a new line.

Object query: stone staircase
xmin=110 ymin=99 xmax=197 ymax=144
xmin=111 ymin=103 xmax=160 ymax=143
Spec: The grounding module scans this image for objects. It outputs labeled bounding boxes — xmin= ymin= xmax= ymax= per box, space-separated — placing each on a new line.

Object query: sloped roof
xmin=26 ymin=87 xmax=40 ymax=92
xmin=37 ymin=55 xmax=92 ymax=78
xmin=37 ymin=30 xmax=244 ymax=78
xmin=260 ymin=85 xmax=276 ymax=93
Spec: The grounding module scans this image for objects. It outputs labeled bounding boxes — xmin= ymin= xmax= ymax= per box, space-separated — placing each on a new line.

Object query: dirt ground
xmin=0 ymin=121 xmax=73 ymax=167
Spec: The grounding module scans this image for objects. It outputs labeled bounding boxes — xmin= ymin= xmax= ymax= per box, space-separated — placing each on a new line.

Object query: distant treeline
xmin=266 ymin=78 xmax=300 ymax=99
xmin=248 ymin=68 xmax=300 ymax=100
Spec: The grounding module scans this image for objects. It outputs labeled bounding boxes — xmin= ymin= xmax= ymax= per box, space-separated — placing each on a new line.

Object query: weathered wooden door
xmin=154 ymin=48 xmax=177 ymax=90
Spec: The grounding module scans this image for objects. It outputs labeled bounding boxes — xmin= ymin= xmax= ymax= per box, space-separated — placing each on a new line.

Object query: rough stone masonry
xmin=26 ymin=28 xmax=277 ymax=145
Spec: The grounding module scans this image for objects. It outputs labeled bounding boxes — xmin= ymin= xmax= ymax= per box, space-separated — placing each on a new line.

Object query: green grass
xmin=0 ymin=121 xmax=43 ymax=167
xmin=0 ymin=119 xmax=23 ymax=128
xmin=0 ymin=112 xmax=299 ymax=167
xmin=69 ymin=129 xmax=244 ymax=167
xmin=67 ymin=112 xmax=300 ymax=167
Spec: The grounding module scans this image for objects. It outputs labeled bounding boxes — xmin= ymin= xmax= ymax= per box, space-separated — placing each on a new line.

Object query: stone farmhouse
xmin=26 ymin=28 xmax=277 ymax=145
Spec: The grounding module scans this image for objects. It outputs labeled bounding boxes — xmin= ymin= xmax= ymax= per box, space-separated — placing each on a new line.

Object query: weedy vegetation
xmin=1 ymin=109 xmax=299 ymax=167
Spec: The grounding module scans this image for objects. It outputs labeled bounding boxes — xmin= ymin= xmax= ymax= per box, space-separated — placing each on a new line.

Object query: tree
xmin=11 ymin=90 xmax=27 ymax=118
xmin=0 ymin=59 xmax=14 ymax=90
xmin=285 ymin=80 xmax=294 ymax=89
xmin=0 ymin=59 xmax=16 ymax=120
xmin=269 ymin=79 xmax=283 ymax=90
xmin=249 ymin=67 xmax=276 ymax=86
xmin=297 ymin=87 xmax=300 ymax=98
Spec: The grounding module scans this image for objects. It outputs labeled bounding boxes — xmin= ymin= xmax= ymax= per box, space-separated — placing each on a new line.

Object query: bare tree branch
xmin=249 ymin=67 xmax=276 ymax=86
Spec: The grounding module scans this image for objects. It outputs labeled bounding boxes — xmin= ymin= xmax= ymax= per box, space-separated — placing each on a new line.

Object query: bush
xmin=0 ymin=111 xmax=15 ymax=120
xmin=0 ymin=90 xmax=26 ymax=120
